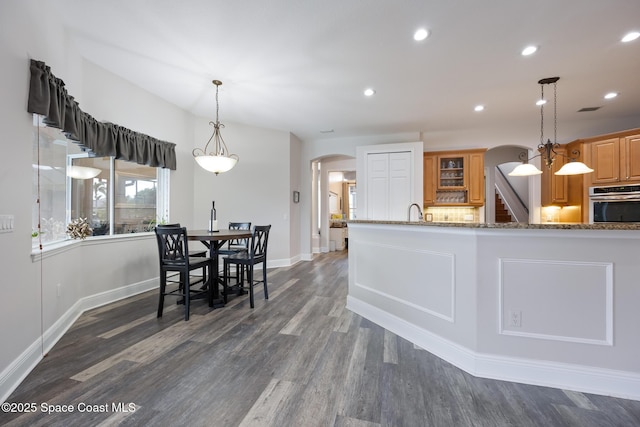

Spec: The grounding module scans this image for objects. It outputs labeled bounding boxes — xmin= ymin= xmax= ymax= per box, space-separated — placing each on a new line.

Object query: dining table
xmin=188 ymin=228 xmax=253 ymax=308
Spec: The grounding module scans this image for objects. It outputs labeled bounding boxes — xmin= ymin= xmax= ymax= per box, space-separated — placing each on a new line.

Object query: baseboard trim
xmin=1 ymin=278 xmax=157 ymax=404
xmin=0 ymin=339 xmax=44 ymax=406
xmin=347 ymin=296 xmax=640 ymax=401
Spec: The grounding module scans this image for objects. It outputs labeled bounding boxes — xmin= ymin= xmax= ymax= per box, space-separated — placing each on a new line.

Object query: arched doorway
xmin=485 ymin=145 xmax=534 ymax=223
xmin=310 ymin=155 xmax=355 ymax=253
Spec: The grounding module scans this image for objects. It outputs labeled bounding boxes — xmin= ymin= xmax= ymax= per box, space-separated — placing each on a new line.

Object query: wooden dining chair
xmin=223 ymin=225 xmax=271 ymax=308
xmin=158 ymin=223 xmax=207 ymax=256
xmin=161 ymin=223 xmax=208 ymax=283
xmin=219 ymin=221 xmax=251 ymax=287
xmin=155 ymin=225 xmax=213 ymax=320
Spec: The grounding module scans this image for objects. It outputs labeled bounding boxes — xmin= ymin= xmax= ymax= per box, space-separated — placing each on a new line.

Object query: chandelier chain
xmin=553 ymin=81 xmax=557 ymax=145
xmin=215 ymin=82 xmax=220 ymax=125
xmin=540 ymin=84 xmax=544 ymax=146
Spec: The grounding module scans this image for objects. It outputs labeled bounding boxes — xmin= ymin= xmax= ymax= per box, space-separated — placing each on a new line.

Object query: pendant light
xmin=192 ymin=80 xmax=239 ymax=175
xmin=509 ymin=77 xmax=593 ymax=177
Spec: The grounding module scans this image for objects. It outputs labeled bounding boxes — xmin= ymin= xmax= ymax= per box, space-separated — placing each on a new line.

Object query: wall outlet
xmin=509 ymin=310 xmax=522 ymax=327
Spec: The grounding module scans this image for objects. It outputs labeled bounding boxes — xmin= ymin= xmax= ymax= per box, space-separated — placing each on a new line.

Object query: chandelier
xmin=192 ymin=80 xmax=239 ymax=174
xmin=509 ymin=77 xmax=593 ymax=177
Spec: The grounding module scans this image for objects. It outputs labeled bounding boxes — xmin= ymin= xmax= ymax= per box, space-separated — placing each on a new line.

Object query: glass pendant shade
xmin=508 ymin=163 xmax=543 ymax=176
xmin=67 ymin=165 xmax=101 ymax=179
xmin=555 ymin=161 xmax=594 ymax=175
xmin=195 ymin=154 xmax=238 ymax=174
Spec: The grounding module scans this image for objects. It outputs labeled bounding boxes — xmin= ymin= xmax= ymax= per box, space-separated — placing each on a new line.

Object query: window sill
xmin=31 ymin=232 xmax=154 ymax=262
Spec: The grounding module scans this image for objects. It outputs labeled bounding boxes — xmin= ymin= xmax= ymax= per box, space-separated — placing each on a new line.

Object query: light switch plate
xmin=0 ymin=215 xmax=14 ymax=233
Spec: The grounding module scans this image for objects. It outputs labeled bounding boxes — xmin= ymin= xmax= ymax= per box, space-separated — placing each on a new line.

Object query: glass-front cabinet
xmin=424 ymin=149 xmax=486 ymax=206
xmin=438 ymin=156 xmax=465 ymax=189
xmin=437 ymin=155 xmax=467 ymax=204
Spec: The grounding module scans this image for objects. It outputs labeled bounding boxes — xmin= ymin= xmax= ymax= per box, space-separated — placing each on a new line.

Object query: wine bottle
xmin=209 ymin=201 xmax=218 ymax=232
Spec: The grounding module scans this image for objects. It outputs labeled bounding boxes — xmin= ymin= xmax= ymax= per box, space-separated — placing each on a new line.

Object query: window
xmin=33 ymin=116 xmax=168 ymax=247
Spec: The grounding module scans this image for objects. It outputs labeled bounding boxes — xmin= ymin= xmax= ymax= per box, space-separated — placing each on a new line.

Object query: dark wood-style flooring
xmin=2 ymin=251 xmax=639 ymax=426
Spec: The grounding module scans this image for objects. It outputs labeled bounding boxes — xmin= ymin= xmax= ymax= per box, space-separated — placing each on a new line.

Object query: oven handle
xmin=589 ymin=194 xmax=640 ymax=201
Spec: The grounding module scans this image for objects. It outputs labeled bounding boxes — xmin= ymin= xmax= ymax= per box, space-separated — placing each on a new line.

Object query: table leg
xmin=208 ymin=241 xmax=225 ymax=308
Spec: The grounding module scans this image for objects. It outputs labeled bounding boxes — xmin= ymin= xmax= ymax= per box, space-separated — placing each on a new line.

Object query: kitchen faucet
xmin=408 ymin=203 xmax=423 ymax=221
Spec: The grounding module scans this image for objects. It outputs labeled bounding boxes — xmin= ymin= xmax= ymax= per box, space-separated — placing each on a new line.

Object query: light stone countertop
xmin=347 ymin=220 xmax=640 ymax=231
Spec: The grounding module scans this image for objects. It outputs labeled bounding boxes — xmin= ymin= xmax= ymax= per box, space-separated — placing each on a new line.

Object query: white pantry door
xmin=366 ymin=151 xmax=411 ymax=220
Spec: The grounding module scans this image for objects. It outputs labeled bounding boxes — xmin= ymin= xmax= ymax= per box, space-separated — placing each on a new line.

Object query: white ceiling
xmin=51 ymin=0 xmax=640 ymax=143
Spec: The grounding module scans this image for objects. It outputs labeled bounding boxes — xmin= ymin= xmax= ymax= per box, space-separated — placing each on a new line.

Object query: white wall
xmin=289 ymin=133 xmax=302 ymax=261
xmin=0 ymin=0 xmax=85 ymax=401
xmin=191 ymin=119 xmax=295 ymax=266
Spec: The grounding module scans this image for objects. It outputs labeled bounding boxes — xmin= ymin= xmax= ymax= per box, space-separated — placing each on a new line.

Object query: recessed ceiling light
xmin=521 ymin=45 xmax=538 ymax=56
xmin=364 ymin=88 xmax=376 ymax=97
xmin=536 ymin=99 xmax=547 ymax=106
xmin=621 ymin=31 xmax=640 ymax=42
xmin=414 ymin=28 xmax=429 ymax=41
xmin=604 ymin=92 xmax=618 ymax=100
xmin=474 ymin=105 xmax=485 ymax=112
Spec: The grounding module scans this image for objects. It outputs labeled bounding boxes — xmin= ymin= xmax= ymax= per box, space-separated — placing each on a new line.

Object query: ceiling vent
xmin=578 ymin=107 xmax=602 ymax=112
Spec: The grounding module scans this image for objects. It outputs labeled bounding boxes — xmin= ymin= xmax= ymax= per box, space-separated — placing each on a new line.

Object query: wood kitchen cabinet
xmin=623 ymin=134 xmax=640 ymax=182
xmin=423 ymin=153 xmax=436 ymax=205
xmin=588 ymin=133 xmax=640 ymax=185
xmin=541 ymin=146 xmax=569 ymax=205
xmin=423 ymin=149 xmax=485 ymax=206
xmin=467 ymin=151 xmax=485 ymax=205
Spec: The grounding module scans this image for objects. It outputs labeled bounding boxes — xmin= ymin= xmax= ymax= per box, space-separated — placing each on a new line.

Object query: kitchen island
xmin=347 ymin=220 xmax=640 ymax=400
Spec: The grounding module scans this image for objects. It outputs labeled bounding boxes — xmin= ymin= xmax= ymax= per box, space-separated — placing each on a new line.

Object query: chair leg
xmin=158 ymin=272 xmax=166 ymax=318
xmin=263 ymin=263 xmax=268 ymax=300
xmin=236 ymin=264 xmax=244 ymax=295
xmin=183 ymin=271 xmax=190 ymax=321
xmin=248 ymin=265 xmax=254 ymax=308
xmin=222 ymin=260 xmax=229 ymax=304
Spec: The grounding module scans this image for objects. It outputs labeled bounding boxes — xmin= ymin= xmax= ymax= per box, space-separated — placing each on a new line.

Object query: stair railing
xmin=495 ymin=167 xmax=529 ymax=222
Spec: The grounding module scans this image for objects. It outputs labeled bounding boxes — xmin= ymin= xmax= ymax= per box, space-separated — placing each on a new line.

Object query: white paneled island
xmin=347 ymin=220 xmax=640 ymax=400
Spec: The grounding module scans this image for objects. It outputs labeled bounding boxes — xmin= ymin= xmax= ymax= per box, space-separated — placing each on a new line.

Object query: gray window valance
xmin=27 ymin=59 xmax=177 ymax=170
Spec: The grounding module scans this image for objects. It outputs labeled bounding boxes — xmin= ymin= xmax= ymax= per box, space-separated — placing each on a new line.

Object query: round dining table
xmin=187 ymin=229 xmax=253 ymax=307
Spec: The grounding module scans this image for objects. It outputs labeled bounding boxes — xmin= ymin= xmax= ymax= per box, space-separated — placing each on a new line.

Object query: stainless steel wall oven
xmin=589 ymin=184 xmax=640 ymax=223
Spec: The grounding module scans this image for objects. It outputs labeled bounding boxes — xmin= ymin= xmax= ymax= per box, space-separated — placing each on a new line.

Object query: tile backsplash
xmin=424 ymin=206 xmax=479 ymax=223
